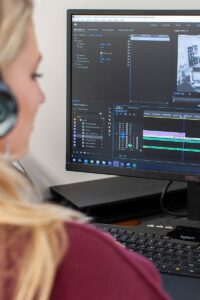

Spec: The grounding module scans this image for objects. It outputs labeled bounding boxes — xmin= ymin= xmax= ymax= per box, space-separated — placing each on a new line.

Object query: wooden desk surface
xmin=114 ymin=219 xmax=140 ymax=227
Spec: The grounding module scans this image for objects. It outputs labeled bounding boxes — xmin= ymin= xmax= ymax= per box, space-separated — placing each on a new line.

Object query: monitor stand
xmin=187 ymin=182 xmax=200 ymax=222
xmin=50 ymin=177 xmax=186 ymax=223
xmin=136 ymin=182 xmax=200 ymax=241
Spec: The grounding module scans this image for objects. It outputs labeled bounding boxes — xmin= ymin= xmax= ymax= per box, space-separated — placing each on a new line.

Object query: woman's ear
xmin=0 ymin=80 xmax=18 ymax=137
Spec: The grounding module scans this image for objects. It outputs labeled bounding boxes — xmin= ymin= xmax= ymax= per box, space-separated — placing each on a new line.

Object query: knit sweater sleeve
xmin=50 ymin=222 xmax=171 ymax=300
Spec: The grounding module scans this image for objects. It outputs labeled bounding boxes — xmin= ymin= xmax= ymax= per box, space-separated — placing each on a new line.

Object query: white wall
xmin=21 ymin=0 xmax=200 ymax=198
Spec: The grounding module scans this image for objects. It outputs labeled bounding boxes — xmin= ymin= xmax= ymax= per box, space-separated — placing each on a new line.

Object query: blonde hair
xmin=0 ymin=0 xmax=32 ymax=69
xmin=0 ymin=1 xmax=86 ymax=300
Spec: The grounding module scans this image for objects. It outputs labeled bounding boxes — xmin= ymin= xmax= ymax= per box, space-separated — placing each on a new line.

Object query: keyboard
xmin=96 ymin=218 xmax=200 ymax=279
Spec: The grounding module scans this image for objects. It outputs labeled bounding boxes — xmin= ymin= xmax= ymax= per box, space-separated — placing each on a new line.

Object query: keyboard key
xmin=125 ymin=230 xmax=134 ymax=235
xmin=117 ymin=229 xmax=126 ymax=234
xmin=155 ymin=240 xmax=166 ymax=246
xmin=127 ymin=236 xmax=137 ymax=243
xmin=165 ymin=242 xmax=175 ymax=248
xmin=137 ymin=245 xmax=146 ymax=250
xmin=187 ymin=268 xmax=200 ymax=276
xmin=155 ymin=247 xmax=164 ymax=253
xmin=117 ymin=234 xmax=128 ymax=242
xmin=137 ymin=237 xmax=146 ymax=244
xmin=188 ymin=263 xmax=200 ymax=269
xmin=146 ymin=239 xmax=156 ymax=245
xmin=127 ymin=244 xmax=137 ymax=250
xmin=110 ymin=227 xmax=118 ymax=233
xmin=145 ymin=233 xmax=154 ymax=238
xmin=165 ymin=249 xmax=174 ymax=255
xmin=146 ymin=245 xmax=155 ymax=251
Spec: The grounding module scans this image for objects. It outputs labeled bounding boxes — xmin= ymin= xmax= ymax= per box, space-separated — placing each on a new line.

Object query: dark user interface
xmin=70 ymin=15 xmax=200 ymax=175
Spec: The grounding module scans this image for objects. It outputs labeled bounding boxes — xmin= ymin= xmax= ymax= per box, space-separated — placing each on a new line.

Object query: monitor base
xmin=50 ymin=177 xmax=186 ymax=223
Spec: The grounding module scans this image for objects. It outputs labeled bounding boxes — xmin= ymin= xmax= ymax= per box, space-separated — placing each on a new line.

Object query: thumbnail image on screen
xmin=177 ymin=35 xmax=200 ymax=93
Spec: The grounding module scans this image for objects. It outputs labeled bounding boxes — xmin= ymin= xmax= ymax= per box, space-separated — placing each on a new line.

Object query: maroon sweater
xmin=50 ymin=222 xmax=171 ymax=300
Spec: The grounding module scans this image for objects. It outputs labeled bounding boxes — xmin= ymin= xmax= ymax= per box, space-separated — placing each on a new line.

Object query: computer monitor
xmin=66 ymin=10 xmax=200 ymax=223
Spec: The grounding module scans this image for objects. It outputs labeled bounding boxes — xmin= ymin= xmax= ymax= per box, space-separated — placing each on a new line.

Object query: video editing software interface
xmin=70 ymin=14 xmax=200 ymax=175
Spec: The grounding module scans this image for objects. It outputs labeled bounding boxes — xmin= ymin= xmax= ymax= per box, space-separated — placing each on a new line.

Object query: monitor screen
xmin=67 ymin=10 xmax=200 ymax=182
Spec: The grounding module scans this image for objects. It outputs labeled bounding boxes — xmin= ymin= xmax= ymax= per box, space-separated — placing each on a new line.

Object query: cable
xmin=160 ymin=180 xmax=187 ymax=217
xmin=13 ymin=160 xmax=35 ymax=187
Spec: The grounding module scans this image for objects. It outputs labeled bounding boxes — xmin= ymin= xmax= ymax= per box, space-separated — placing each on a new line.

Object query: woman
xmin=0 ymin=1 xmax=171 ymax=299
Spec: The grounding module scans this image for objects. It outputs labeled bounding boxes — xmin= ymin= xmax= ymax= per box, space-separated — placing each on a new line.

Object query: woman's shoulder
xmin=65 ymin=221 xmax=159 ymax=275
xmin=50 ymin=221 xmax=170 ymax=300
xmin=65 ymin=221 xmax=153 ymax=267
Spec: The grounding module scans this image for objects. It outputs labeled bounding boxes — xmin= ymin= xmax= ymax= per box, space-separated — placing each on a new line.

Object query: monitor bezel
xmin=66 ymin=9 xmax=200 ymax=183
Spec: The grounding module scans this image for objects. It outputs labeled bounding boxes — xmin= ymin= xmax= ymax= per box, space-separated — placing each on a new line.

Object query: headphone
xmin=0 ymin=80 xmax=18 ymax=137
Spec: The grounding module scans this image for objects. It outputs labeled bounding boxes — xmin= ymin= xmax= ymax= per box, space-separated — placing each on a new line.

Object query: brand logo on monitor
xmin=185 ymin=175 xmax=200 ymax=183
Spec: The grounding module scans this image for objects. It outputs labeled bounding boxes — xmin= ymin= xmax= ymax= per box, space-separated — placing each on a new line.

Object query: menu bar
xmin=72 ymin=15 xmax=200 ymax=23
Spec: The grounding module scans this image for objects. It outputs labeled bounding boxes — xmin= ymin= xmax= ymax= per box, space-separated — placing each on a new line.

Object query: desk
xmin=114 ymin=219 xmax=140 ymax=226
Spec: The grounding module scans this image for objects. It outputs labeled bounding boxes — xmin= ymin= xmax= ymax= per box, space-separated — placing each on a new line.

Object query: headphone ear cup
xmin=0 ymin=81 xmax=18 ymax=137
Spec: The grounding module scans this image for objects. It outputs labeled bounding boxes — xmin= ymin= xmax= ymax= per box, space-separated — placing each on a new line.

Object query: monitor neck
xmin=187 ymin=182 xmax=200 ymax=221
